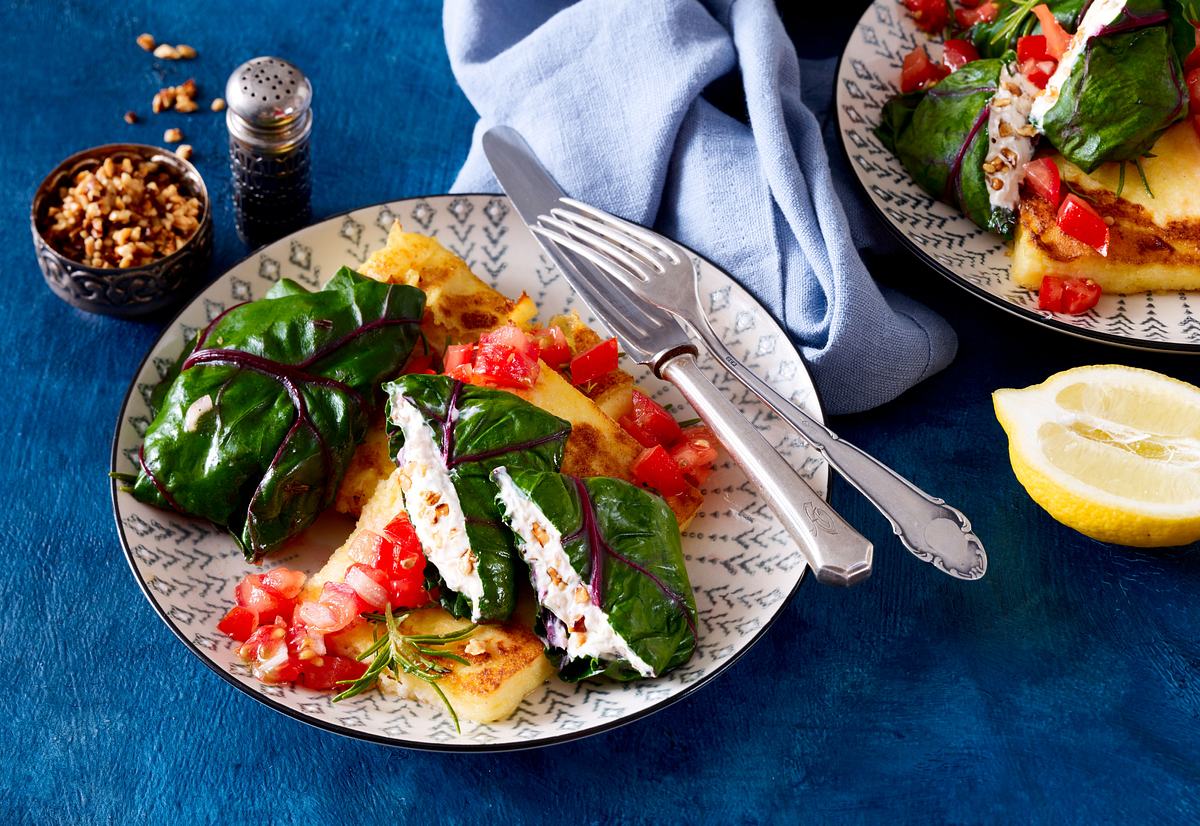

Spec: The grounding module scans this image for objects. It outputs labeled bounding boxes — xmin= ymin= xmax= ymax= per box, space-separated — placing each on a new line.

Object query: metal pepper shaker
xmin=224 ymin=57 xmax=313 ymax=247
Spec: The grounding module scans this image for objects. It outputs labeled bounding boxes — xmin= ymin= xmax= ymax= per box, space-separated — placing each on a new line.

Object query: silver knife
xmin=483 ymin=125 xmax=874 ymax=587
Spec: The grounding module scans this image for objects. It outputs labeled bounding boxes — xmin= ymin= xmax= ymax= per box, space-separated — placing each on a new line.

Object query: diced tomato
xmin=902 ymin=0 xmax=949 ymax=33
xmin=472 ymin=342 xmax=541 ymax=388
xmin=900 ymin=46 xmax=949 ymax=94
xmin=569 ymin=337 xmax=619 ymax=386
xmin=478 ymin=324 xmax=537 ymax=355
xmin=942 ymin=39 xmax=979 ymax=72
xmin=345 ymin=563 xmax=389 ymax=611
xmin=260 ymin=567 xmax=306 ymax=600
xmin=295 ymin=582 xmax=360 ymax=634
xmin=1186 ymin=45 xmax=1200 ymax=76
xmin=235 ymin=574 xmax=294 ymax=624
xmin=1038 ymin=275 xmax=1101 ymax=314
xmin=443 ymin=344 xmax=474 ymax=375
xmin=1037 ymin=275 xmax=1066 ymax=312
xmin=1017 ymin=35 xmax=1050 ymax=64
xmin=238 ymin=620 xmax=301 ymax=684
xmin=955 ymin=1 xmax=997 ymax=28
xmin=669 ymin=425 xmax=720 ymax=488
xmin=1032 ymin=4 xmax=1071 ymax=59
xmin=404 ymin=353 xmax=437 ymax=375
xmin=619 ymin=413 xmax=658 ymax=448
xmin=376 ymin=514 xmax=430 ymax=608
xmin=217 ymin=605 xmax=258 ymax=642
xmin=1022 ymin=157 xmax=1061 ymax=207
xmin=1062 ymin=278 xmax=1102 ymax=314
xmin=298 ymin=655 xmax=368 ymax=691
xmin=1019 ymin=57 xmax=1056 ymax=90
xmin=1187 ymin=68 xmax=1200 ymax=116
xmin=630 ymin=389 xmax=683 ymax=446
xmin=528 ymin=326 xmax=571 ymax=368
xmin=287 ymin=620 xmax=326 ymax=662
xmin=632 ymin=444 xmax=689 ymax=497
xmin=1057 ymin=194 xmax=1110 ymax=256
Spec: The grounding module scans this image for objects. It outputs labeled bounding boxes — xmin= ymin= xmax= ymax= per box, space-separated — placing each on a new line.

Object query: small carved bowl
xmin=31 ymin=143 xmax=213 ymax=318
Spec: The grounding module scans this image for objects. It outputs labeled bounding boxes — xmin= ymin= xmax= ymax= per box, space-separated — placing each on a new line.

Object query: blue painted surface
xmin=1 ymin=1 xmax=1197 ymax=823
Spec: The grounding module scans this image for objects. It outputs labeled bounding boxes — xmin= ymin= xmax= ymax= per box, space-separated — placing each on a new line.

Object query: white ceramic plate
xmin=837 ymin=0 xmax=1200 ymax=352
xmin=111 ymin=194 xmax=827 ymax=751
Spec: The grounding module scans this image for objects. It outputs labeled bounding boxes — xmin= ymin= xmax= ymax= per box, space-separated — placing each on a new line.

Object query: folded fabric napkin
xmin=444 ymin=0 xmax=957 ymax=414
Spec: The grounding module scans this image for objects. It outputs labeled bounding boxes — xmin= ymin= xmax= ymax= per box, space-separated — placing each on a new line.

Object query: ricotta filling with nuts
xmin=493 ymin=467 xmax=655 ymax=677
xmin=388 ymin=391 xmax=483 ymax=620
xmin=1029 ymin=0 xmax=1127 ymax=128
xmin=985 ymin=66 xmax=1040 ymax=211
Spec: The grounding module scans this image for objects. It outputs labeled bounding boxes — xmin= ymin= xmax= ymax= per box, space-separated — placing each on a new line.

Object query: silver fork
xmin=533 ymin=198 xmax=986 ymax=580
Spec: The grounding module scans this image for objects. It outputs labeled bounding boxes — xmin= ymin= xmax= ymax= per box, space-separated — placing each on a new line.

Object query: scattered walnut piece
xmin=175 ymin=97 xmax=198 ymax=113
xmin=152 ymin=87 xmax=176 ymax=113
xmin=153 ymin=43 xmax=181 ymax=60
xmin=136 ymin=33 xmax=156 ymax=51
xmin=123 ymin=111 xmax=138 ymax=124
xmin=174 ymin=144 xmax=193 ymax=161
xmin=40 ymin=152 xmax=203 ymax=269
xmin=176 ymin=44 xmax=197 ymax=59
xmin=547 ymin=567 xmax=565 ymax=588
xmin=211 ymin=97 xmax=226 ymax=112
xmin=531 ymin=522 xmax=549 ymax=547
xmin=573 ymin=585 xmax=590 ymax=604
xmin=163 ymin=128 xmax=183 ymax=143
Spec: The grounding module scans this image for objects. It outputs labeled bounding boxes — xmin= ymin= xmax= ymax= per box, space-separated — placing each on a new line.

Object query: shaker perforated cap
xmin=225 ymin=56 xmax=312 ymax=131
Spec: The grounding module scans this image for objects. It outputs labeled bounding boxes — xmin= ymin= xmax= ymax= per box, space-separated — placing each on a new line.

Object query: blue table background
xmin=3 ymin=1 xmax=1198 ymax=823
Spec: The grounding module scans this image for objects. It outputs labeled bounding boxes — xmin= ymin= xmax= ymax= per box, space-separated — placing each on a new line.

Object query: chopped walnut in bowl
xmin=31 ymin=143 xmax=211 ymax=317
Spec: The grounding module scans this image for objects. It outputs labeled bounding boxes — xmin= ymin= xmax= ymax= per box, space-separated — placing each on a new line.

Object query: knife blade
xmin=482 ymin=125 xmax=875 ymax=587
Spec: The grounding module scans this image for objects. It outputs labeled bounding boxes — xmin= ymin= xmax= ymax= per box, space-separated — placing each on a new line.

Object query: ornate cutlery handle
xmin=660 ymin=354 xmax=873 ymax=587
xmin=692 ymin=321 xmax=986 ymax=580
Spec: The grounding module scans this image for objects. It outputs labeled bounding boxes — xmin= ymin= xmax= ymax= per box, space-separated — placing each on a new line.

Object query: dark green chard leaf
xmin=968 ymin=0 xmax=1087 ymax=58
xmin=496 ymin=469 xmax=698 ymax=683
xmin=876 ymin=58 xmax=1018 ymax=238
xmin=132 ymin=267 xmax=426 ymax=559
xmin=1167 ymin=0 xmax=1200 ymax=64
xmin=385 ymin=375 xmax=571 ymax=623
xmin=1038 ymin=2 xmax=1185 ymax=172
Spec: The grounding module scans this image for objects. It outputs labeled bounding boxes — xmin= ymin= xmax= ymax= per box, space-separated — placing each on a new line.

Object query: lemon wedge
xmin=993 ymin=365 xmax=1200 ymax=547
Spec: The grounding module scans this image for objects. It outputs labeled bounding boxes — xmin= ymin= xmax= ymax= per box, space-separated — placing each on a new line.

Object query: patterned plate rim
xmin=109 ymin=194 xmax=825 ymax=753
xmin=835 ymin=2 xmax=1200 ymax=355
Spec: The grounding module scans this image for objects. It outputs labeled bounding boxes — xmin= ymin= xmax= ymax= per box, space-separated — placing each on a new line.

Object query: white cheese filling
xmin=493 ymin=467 xmax=655 ymax=677
xmin=1029 ymin=0 xmax=1127 ymax=128
xmin=986 ymin=66 xmax=1040 ymax=211
xmin=388 ymin=390 xmax=483 ymax=620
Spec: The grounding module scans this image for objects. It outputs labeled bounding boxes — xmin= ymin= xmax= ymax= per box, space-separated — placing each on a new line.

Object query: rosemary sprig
xmin=988 ymin=0 xmax=1040 ymax=47
xmin=334 ymin=605 xmax=478 ymax=732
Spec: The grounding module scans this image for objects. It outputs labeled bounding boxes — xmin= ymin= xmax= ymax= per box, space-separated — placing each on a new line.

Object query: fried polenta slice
xmin=361 ymin=222 xmax=537 ymax=344
xmin=306 ymin=467 xmax=553 ymax=724
xmin=1013 ymin=122 xmax=1200 ymax=293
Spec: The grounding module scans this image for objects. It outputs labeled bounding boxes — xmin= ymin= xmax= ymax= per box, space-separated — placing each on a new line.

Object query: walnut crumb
xmin=211 ymin=97 xmax=226 ymax=112
xmin=163 ymin=128 xmax=183 ymax=143
xmin=136 ymin=33 xmax=155 ymax=51
xmin=174 ymin=144 xmax=193 ymax=161
xmin=176 ymin=44 xmax=197 ymax=59
xmin=547 ymin=567 xmax=565 ymax=588
xmin=463 ymin=639 xmax=486 ymax=657
xmin=153 ymin=43 xmax=181 ymax=60
xmin=123 ymin=111 xmax=138 ymax=124
xmin=574 ymin=585 xmax=589 ymax=604
xmin=531 ymin=522 xmax=549 ymax=546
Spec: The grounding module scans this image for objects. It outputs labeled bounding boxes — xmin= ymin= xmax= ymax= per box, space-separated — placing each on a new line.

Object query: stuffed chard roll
xmin=492 ymin=468 xmax=698 ymax=682
xmin=384 ymin=374 xmax=571 ymax=623
xmin=130 ymin=268 xmax=425 ymax=559
xmin=877 ymin=58 xmax=1031 ymax=238
xmin=1029 ymin=0 xmax=1185 ymax=172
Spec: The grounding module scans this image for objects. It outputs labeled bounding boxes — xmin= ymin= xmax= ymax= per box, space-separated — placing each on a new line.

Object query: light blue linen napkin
xmin=444 ymin=0 xmax=957 ymax=414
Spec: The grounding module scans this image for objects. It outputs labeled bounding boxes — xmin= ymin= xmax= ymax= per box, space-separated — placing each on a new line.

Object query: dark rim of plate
xmin=835 ymin=3 xmax=1200 ymax=355
xmin=109 ymin=193 xmax=825 ymax=753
